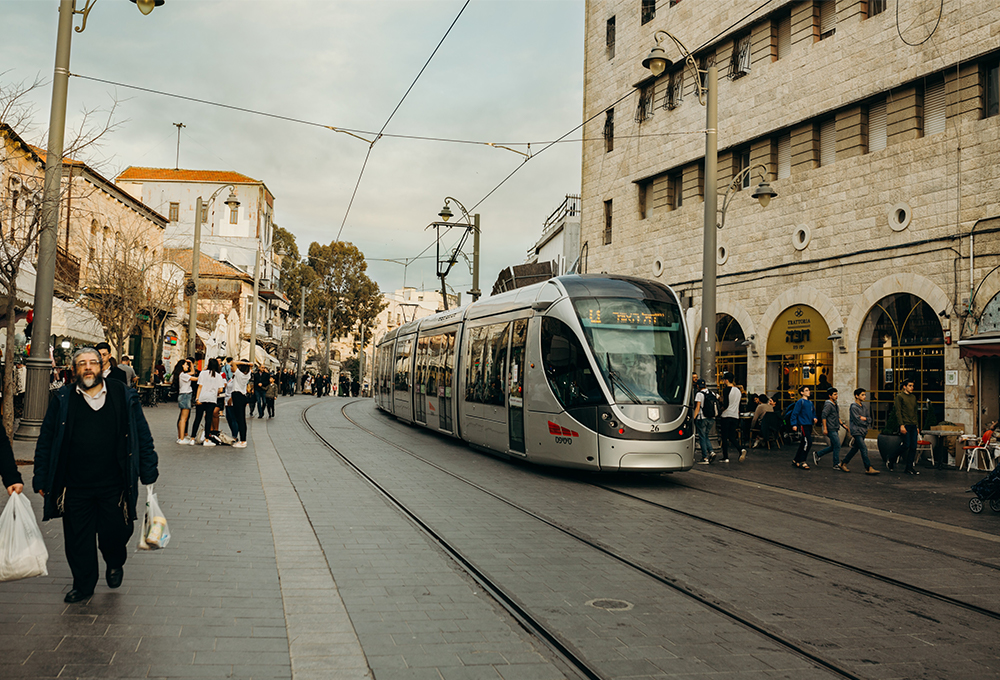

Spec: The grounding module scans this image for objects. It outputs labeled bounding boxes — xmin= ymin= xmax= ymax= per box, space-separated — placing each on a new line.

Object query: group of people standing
xmin=173 ymin=357 xmax=280 ymax=448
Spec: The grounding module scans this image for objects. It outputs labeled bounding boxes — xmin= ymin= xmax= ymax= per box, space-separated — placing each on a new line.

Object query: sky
xmin=0 ymin=0 xmax=585 ymax=301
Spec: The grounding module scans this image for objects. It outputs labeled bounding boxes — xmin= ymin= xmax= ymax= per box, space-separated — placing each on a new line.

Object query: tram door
xmin=508 ymin=319 xmax=528 ymax=453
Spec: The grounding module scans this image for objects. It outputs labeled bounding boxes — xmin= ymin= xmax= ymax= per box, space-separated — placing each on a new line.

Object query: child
xmin=265 ymin=375 xmax=278 ymax=418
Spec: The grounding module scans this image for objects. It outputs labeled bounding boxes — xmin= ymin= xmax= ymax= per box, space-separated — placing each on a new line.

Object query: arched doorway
xmin=857 ymin=293 xmax=944 ymax=432
xmin=716 ymin=314 xmax=748 ymax=390
xmin=766 ymin=305 xmax=833 ymax=418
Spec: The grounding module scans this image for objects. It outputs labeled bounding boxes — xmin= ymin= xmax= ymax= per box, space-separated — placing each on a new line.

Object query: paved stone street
xmin=2 ymin=395 xmax=998 ymax=680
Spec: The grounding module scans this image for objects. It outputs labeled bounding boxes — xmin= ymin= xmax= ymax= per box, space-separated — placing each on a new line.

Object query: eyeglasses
xmin=75 ymin=360 xmax=101 ymax=368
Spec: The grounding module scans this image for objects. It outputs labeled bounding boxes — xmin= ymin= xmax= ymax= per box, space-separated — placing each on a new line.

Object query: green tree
xmin=306 ymin=241 xmax=386 ymax=344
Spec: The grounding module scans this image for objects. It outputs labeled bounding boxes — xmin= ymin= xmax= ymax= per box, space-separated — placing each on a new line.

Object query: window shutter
xmin=924 ymin=80 xmax=946 ymax=136
xmin=820 ymin=119 xmax=836 ymax=167
xmin=869 ymin=100 xmax=887 ymax=152
xmin=777 ymin=134 xmax=791 ymax=179
xmin=819 ymin=1 xmax=836 ymax=37
xmin=777 ymin=16 xmax=791 ymax=59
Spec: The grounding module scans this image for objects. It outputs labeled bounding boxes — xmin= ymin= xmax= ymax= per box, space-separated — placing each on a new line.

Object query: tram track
xmin=305 ymin=401 xmax=886 ymax=680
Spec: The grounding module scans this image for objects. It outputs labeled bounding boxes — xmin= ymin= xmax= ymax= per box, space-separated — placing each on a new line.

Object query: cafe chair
xmin=962 ymin=430 xmax=996 ymax=472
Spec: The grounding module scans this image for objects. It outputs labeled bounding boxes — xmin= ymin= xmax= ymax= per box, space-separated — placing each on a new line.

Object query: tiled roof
xmin=27 ymin=144 xmax=87 ymax=168
xmin=117 ymin=167 xmax=261 ymax=184
xmin=166 ymin=249 xmax=252 ymax=281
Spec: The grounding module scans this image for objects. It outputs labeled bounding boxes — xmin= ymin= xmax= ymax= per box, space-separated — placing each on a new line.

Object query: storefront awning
xmin=51 ymin=298 xmax=105 ymax=345
xmin=958 ymin=335 xmax=1000 ymax=358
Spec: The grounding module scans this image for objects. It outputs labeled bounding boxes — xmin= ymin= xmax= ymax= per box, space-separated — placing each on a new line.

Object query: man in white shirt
xmin=718 ymin=371 xmax=747 ymax=463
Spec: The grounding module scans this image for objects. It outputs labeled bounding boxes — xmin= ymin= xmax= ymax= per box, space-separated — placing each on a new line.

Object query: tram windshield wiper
xmin=605 ymin=353 xmax=641 ymax=404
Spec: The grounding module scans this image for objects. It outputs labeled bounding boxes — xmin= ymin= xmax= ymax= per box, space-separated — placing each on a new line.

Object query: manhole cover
xmin=586 ymin=598 xmax=633 ymax=611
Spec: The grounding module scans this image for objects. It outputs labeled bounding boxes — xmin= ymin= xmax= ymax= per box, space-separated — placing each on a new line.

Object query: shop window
xmin=765 ymin=305 xmax=833 ymax=419
xmin=856 ymin=294 xmax=944 ymax=432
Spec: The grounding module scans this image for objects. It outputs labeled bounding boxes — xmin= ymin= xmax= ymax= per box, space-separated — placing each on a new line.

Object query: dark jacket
xmin=105 ymin=365 xmax=128 ymax=384
xmin=0 ymin=431 xmax=21 ymax=489
xmin=32 ymin=380 xmax=158 ymax=522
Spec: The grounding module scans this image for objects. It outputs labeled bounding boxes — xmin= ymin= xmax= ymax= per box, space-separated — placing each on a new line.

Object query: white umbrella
xmin=208 ymin=314 xmax=227 ymax=359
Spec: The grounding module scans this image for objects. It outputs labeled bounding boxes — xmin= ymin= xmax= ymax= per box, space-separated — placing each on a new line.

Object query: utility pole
xmin=325 ymin=306 xmax=331 ymax=376
xmin=249 ymin=248 xmax=260 ymax=365
xmin=187 ymin=196 xmax=203 ymax=358
xmin=173 ymin=122 xmax=185 ymax=170
xmin=470 ymin=213 xmax=481 ymax=301
xmin=359 ymin=323 xmax=366 ymax=393
xmin=296 ymin=285 xmax=306 ymax=392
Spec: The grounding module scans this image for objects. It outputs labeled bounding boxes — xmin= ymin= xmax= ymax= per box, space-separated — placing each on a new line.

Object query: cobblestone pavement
xmin=3 ymin=395 xmax=999 ymax=680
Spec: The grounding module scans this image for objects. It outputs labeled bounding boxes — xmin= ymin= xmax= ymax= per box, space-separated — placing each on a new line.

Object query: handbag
xmin=0 ymin=492 xmax=49 ymax=581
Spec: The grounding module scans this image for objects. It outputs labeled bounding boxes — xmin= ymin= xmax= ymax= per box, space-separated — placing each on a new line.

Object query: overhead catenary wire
xmin=335 ymin=0 xmax=470 ymax=243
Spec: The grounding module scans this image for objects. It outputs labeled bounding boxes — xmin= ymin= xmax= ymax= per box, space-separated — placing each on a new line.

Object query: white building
xmin=525 ymin=194 xmax=582 ymax=276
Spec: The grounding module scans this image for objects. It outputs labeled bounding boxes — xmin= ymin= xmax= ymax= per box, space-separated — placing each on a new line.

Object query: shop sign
xmin=766 ymin=305 xmax=832 ymax=355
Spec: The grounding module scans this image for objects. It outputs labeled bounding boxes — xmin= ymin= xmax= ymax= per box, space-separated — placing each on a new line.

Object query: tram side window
xmin=485 ymin=323 xmax=510 ymax=406
xmin=414 ymin=336 xmax=430 ymax=395
xmin=541 ymin=317 xmax=605 ymax=408
xmin=394 ymin=339 xmax=411 ymax=392
xmin=426 ymin=335 xmax=440 ymax=397
xmin=466 ymin=326 xmax=488 ymax=402
xmin=443 ymin=332 xmax=456 ymax=395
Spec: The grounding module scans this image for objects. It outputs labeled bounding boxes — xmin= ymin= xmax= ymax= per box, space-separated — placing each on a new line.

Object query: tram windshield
xmin=573 ymin=297 xmax=687 ymax=405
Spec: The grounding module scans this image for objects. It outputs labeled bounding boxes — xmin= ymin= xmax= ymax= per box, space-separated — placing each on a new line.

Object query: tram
xmin=372 ymin=274 xmax=694 ymax=472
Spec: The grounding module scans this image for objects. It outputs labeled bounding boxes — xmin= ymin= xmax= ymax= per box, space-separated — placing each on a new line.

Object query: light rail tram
xmin=372 ymin=274 xmax=694 ymax=471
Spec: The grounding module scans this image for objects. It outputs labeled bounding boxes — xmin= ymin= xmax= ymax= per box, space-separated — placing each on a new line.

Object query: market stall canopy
xmin=958 ymin=334 xmax=1000 ymax=358
xmin=14 ymin=262 xmax=36 ymax=307
xmin=51 ymin=297 xmax=105 ymax=345
xmin=239 ymin=340 xmax=278 ymax=368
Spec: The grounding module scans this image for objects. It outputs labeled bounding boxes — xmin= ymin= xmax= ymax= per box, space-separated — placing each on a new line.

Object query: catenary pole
xmin=699 ymin=65 xmax=719 ymax=391
xmin=16 ymin=0 xmax=75 ymax=440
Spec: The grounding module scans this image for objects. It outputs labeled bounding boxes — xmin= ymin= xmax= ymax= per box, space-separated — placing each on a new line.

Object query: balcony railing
xmin=55 ymin=245 xmax=81 ymax=294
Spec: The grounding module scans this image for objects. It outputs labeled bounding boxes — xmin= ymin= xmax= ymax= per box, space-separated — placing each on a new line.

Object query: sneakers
xmin=812 ymin=450 xmax=819 ymax=466
xmin=739 ymin=449 xmax=747 ymax=462
xmin=202 ymin=439 xmax=216 ymax=447
xmin=176 ymin=438 xmax=186 ymax=445
xmin=721 ymin=458 xmax=730 ymax=463
xmin=187 ymin=438 xmax=197 ymax=446
xmin=233 ymin=441 xmax=247 ymax=449
xmin=697 ymin=458 xmax=710 ymax=465
xmin=709 ymin=452 xmax=717 ymax=464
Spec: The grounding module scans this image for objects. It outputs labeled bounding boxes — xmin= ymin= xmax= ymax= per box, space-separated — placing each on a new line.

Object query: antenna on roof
xmin=173 ymin=123 xmax=185 ymax=170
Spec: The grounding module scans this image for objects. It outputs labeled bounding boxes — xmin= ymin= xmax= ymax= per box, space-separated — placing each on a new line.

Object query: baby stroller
xmin=968 ymin=466 xmax=1000 ymax=514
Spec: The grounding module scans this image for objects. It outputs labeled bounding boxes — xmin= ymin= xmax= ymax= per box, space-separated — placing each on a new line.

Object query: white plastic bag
xmin=137 ymin=484 xmax=170 ymax=550
xmin=0 ymin=492 xmax=49 ymax=581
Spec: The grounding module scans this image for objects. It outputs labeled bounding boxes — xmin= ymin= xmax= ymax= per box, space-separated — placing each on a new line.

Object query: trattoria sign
xmin=766 ymin=305 xmax=832 ymax=355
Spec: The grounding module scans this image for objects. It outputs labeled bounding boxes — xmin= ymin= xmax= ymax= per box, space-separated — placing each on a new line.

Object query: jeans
xmin=255 ymin=391 xmax=267 ymax=417
xmin=718 ymin=417 xmax=740 ymax=460
xmin=843 ymin=434 xmax=872 ymax=469
xmin=816 ymin=430 xmax=841 ymax=465
xmin=696 ymin=418 xmax=714 ymax=460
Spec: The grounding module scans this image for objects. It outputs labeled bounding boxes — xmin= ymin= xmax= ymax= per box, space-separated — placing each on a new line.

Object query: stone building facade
xmin=582 ymin=0 xmax=1000 ymax=433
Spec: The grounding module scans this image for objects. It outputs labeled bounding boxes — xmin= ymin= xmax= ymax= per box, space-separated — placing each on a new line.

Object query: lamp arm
xmin=74 ymin=0 xmax=98 ymax=33
xmin=717 ymin=164 xmax=770 ymax=230
xmin=443 ymin=196 xmax=474 ymax=227
xmin=653 ymin=30 xmax=707 ymax=106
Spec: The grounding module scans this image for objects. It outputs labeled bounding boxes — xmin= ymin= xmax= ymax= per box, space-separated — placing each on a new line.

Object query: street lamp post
xmin=16 ymin=0 xmax=161 ymax=441
xmin=436 ymin=197 xmax=481 ymax=307
xmin=641 ymin=31 xmax=775 ymax=390
xmin=187 ymin=186 xmax=239 ymax=358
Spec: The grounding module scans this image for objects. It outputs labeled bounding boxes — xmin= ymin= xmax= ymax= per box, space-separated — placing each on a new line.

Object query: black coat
xmin=106 ymin=366 xmax=128 ymax=384
xmin=0 ymin=431 xmax=20 ymax=489
xmin=32 ymin=380 xmax=158 ymax=521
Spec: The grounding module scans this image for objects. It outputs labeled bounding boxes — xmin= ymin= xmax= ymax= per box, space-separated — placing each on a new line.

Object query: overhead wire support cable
xmin=335 ymin=0 xmax=471 ymax=243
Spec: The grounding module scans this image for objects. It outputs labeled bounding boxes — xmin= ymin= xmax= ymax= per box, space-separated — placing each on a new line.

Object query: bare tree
xmin=85 ymin=213 xmax=164 ymax=359
xmin=145 ymin=260 xmax=182 ymax=371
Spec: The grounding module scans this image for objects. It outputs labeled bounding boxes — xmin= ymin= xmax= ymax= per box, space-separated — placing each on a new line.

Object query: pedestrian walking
xmin=253 ymin=367 xmax=270 ymax=418
xmin=814 ymin=388 xmax=848 ymax=470
xmin=692 ymin=379 xmax=717 ymax=464
xmin=95 ymin=342 xmax=127 ymax=384
xmin=790 ymin=386 xmax=817 ymax=469
xmin=174 ymin=359 xmax=197 ymax=444
xmin=32 ymin=347 xmax=159 ymax=603
xmin=894 ymin=378 xmax=920 ymax=475
xmin=266 ymin=376 xmax=277 ymax=417
xmin=119 ymin=355 xmax=137 ymax=388
xmin=718 ymin=372 xmax=746 ymax=463
xmin=842 ymin=388 xmax=879 ymax=474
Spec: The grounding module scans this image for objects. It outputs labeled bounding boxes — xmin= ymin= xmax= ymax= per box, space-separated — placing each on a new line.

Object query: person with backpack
xmin=692 ymin=379 xmax=717 ymax=464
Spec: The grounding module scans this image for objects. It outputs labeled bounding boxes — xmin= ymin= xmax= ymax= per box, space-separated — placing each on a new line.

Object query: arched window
xmin=716 ymin=313 xmax=748 ymax=391
xmin=857 ymin=293 xmax=944 ymax=431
